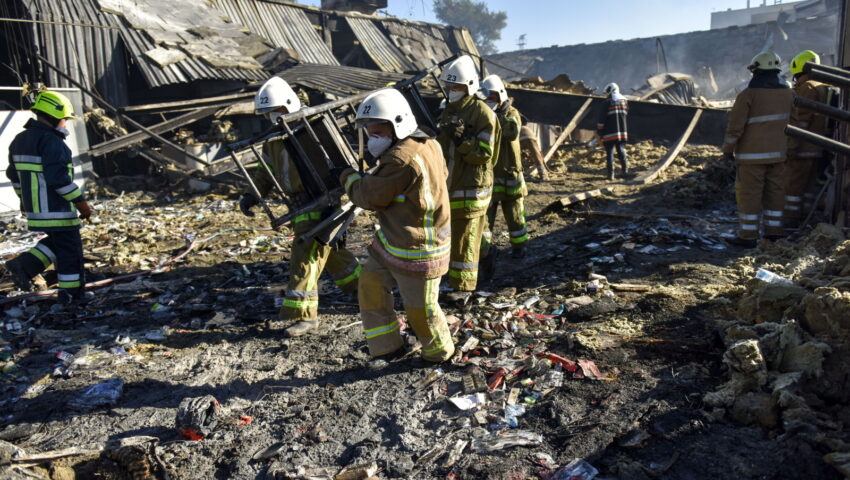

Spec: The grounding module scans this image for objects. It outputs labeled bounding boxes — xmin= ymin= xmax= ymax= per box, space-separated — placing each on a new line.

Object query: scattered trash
xmin=754 ymin=268 xmax=793 ymax=285
xmin=551 ymin=458 xmax=599 ymax=480
xmin=472 ymin=430 xmax=543 ymax=453
xmin=618 ymin=428 xmax=652 ymax=448
xmin=577 ymin=358 xmax=604 ymax=380
xmin=334 ymin=462 xmax=378 ymax=480
xmin=68 ymin=378 xmax=124 ymax=411
xmin=176 ymin=395 xmax=220 ymax=440
xmin=252 ymin=441 xmax=286 ymax=461
xmin=504 ymin=404 xmax=526 ymax=428
xmin=442 ymin=439 xmax=468 ymax=468
xmin=414 ymin=368 xmax=444 ymax=390
xmin=449 ymin=393 xmax=486 ymax=411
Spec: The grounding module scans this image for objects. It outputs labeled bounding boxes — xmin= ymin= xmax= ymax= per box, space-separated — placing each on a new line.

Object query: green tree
xmin=433 ymin=0 xmax=507 ymax=55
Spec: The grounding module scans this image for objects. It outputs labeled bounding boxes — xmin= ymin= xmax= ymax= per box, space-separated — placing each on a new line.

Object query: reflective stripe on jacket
xmin=597 ymin=94 xmax=628 ymax=143
xmin=343 ymin=135 xmax=451 ymax=279
xmin=722 ymin=86 xmax=794 ymax=164
xmin=436 ymin=94 xmax=500 ymax=218
xmin=493 ymin=104 xmax=526 ymax=198
xmin=6 ymin=119 xmax=83 ymax=231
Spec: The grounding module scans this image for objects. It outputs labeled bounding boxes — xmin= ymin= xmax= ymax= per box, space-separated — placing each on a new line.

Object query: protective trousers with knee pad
xmin=7 ymin=230 xmax=83 ymax=303
xmin=358 ymin=256 xmax=454 ymax=362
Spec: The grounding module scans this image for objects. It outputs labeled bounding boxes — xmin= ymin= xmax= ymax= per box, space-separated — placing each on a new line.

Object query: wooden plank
xmin=543 ymin=97 xmax=593 ymax=163
xmin=557 ymin=187 xmax=614 ymax=208
xmin=120 ymin=91 xmax=255 ymax=114
xmin=633 ymin=109 xmax=703 ymax=185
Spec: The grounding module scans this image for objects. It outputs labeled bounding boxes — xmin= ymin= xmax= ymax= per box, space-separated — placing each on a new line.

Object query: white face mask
xmin=55 ymin=127 xmax=70 ymax=138
xmin=486 ymin=101 xmax=498 ymax=111
xmin=447 ymin=90 xmax=466 ymax=103
xmin=367 ymin=134 xmax=393 ymax=158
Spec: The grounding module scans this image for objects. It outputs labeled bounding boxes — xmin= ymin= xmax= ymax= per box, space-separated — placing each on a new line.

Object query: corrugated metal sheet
xmin=9 ymin=0 xmax=129 ymax=106
xmin=344 ymin=16 xmax=415 ymax=73
xmin=210 ymin=0 xmax=339 ymax=66
xmin=12 ymin=0 xmax=267 ymax=100
xmin=380 ymin=19 xmax=453 ymax=70
xmin=449 ymin=27 xmax=480 ymax=59
xmin=278 ymin=63 xmax=409 ymax=97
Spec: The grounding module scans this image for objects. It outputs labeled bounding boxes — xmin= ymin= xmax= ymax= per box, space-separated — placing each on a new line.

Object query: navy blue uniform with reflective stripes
xmin=5 ymin=118 xmax=85 ymax=302
xmin=6 ymin=119 xmax=84 ymax=232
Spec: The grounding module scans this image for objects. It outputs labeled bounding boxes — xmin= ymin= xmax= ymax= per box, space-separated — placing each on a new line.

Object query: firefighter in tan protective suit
xmin=722 ymin=51 xmax=794 ymax=247
xmin=436 ymin=55 xmax=500 ymax=298
xmin=339 ymin=89 xmax=455 ymax=362
xmin=239 ymin=77 xmax=361 ymax=337
xmin=783 ymin=50 xmax=835 ymax=228
xmin=481 ymin=75 xmax=530 ymax=259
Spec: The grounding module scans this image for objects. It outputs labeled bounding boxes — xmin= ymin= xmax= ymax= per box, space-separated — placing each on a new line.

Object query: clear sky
xmin=298 ymin=0 xmax=781 ymax=53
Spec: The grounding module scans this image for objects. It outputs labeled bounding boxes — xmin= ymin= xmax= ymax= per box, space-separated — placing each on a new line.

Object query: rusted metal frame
xmin=808 ymin=68 xmax=850 ymax=89
xmin=279 ymin=119 xmax=329 ymax=199
xmin=248 ymin=143 xmax=290 ymax=202
xmin=229 ymin=149 xmax=277 ymax=224
xmin=34 ymin=53 xmax=211 ymax=166
xmin=794 ymin=95 xmax=850 ymax=123
xmin=543 ymin=97 xmax=593 ymax=163
xmin=786 ymin=125 xmax=850 ymax=156
xmin=301 ymin=114 xmax=338 ymax=171
xmin=88 ymin=106 xmax=219 ymax=156
xmin=634 ymin=109 xmax=703 ymax=185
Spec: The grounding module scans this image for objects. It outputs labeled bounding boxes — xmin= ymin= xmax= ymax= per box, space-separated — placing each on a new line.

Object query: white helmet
xmin=356 ymin=88 xmax=417 ymax=140
xmin=481 ymin=74 xmax=508 ymax=104
xmin=255 ymin=77 xmax=301 ymax=115
xmin=604 ymin=83 xmax=620 ymax=95
xmin=439 ymin=55 xmax=479 ymax=95
xmin=748 ymin=51 xmax=782 ymax=72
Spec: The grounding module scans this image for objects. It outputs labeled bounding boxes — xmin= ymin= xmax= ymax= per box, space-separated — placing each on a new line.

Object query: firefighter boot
xmin=4 ymin=260 xmax=33 ymax=291
xmin=285 ymin=320 xmax=318 ymax=337
xmin=606 ymin=156 xmax=615 ymax=181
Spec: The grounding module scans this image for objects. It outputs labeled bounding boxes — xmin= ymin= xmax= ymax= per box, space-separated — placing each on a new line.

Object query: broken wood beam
xmin=632 ymin=108 xmax=703 ymax=185
xmin=120 ymin=92 xmax=255 ymax=114
xmin=88 ymin=106 xmax=219 ymax=157
xmin=556 ymin=187 xmax=614 ymax=208
xmin=543 ymin=97 xmax=593 ymax=163
xmin=610 ymin=283 xmax=652 ymax=292
xmin=34 ymin=53 xmax=211 ymax=167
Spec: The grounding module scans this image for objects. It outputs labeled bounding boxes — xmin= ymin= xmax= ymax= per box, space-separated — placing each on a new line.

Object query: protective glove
xmin=239 ymin=194 xmax=259 ymax=217
xmin=75 ymin=201 xmax=92 ymax=220
xmin=723 ymin=152 xmax=735 ymax=163
xmin=451 ymin=121 xmax=466 ymax=146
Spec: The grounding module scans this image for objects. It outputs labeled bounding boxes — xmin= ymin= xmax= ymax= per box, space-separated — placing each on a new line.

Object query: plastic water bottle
xmin=755 ymin=268 xmax=793 ymax=285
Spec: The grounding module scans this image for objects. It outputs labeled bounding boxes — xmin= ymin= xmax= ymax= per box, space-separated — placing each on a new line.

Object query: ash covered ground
xmin=0 ymin=142 xmax=846 ymax=480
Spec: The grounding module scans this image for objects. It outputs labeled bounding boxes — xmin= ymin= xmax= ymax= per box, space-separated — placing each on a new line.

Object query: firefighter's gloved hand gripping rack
xmin=226 ymin=57 xmax=455 ymax=247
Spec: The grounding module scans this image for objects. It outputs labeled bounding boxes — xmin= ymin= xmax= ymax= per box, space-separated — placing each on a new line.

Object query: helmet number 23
xmin=446 ymin=74 xmax=457 ymax=82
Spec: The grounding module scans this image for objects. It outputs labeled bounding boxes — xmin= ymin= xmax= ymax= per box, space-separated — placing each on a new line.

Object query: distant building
xmin=710 ymin=0 xmax=831 ymax=29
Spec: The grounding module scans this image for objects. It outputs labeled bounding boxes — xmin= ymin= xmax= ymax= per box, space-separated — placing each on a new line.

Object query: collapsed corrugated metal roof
xmin=97 ymin=0 xmax=268 ymax=70
xmin=2 ymin=0 xmax=268 ymax=105
xmin=379 ymin=19 xmax=454 ymax=70
xmin=277 ymin=63 xmax=410 ymax=97
xmin=0 ymin=0 xmax=130 ymax=106
xmin=344 ymin=15 xmax=416 ymax=73
xmin=209 ymin=0 xmax=340 ymax=66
